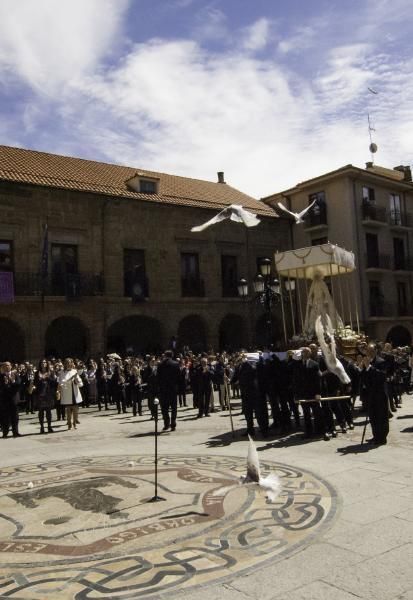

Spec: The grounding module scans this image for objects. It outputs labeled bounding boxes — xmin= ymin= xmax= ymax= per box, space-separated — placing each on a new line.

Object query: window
xmin=393 ymin=238 xmax=405 ymax=270
xmin=51 ymin=244 xmax=78 ymax=295
xmin=0 ymin=241 xmax=13 ymax=271
xmin=389 ymin=193 xmax=401 ymax=225
xmin=362 ymin=186 xmax=375 ymax=204
xmin=124 ymin=249 xmax=147 ymax=300
xmin=307 ymin=191 xmax=327 ymax=225
xmin=311 ymin=237 xmax=328 ymax=246
xmin=366 ymin=233 xmax=379 ymax=268
xmin=221 ymin=255 xmax=238 ymax=297
xmin=397 ymin=281 xmax=407 ymax=315
xmin=139 ymin=179 xmax=157 ymax=194
xmin=369 ymin=281 xmax=383 ymax=316
xmin=181 ymin=253 xmax=203 ymax=296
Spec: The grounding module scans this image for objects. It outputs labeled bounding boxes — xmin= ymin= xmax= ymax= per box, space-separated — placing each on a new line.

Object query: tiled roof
xmin=0 ymin=145 xmax=276 ymax=217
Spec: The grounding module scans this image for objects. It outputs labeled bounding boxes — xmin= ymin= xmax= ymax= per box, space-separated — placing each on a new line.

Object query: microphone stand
xmin=148 ymin=398 xmax=165 ymax=502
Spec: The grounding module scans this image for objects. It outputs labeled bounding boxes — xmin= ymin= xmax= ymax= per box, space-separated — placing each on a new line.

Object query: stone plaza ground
xmin=0 ymin=395 xmax=412 ymax=600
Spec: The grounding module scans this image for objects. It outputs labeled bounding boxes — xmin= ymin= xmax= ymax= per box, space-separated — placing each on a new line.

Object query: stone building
xmin=262 ymin=162 xmax=413 ymax=345
xmin=0 ymin=145 xmax=289 ymax=361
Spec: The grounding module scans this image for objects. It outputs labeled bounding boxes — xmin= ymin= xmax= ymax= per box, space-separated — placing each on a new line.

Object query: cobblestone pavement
xmin=0 ymin=396 xmax=412 ymax=599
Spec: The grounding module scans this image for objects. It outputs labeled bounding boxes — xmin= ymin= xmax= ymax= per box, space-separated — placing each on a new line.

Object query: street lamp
xmin=238 ymin=258 xmax=284 ymax=348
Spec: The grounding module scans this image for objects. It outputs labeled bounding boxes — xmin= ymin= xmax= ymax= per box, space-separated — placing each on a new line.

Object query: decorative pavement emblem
xmin=0 ymin=455 xmax=337 ymax=598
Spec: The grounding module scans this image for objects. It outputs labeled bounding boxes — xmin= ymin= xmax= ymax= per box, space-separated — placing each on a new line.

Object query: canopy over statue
xmin=274 ymin=244 xmax=357 ymax=340
xmin=274 ymin=243 xmax=355 ymax=279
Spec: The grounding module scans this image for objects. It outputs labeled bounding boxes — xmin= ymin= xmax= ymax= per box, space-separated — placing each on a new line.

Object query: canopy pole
xmin=279 ymin=276 xmax=288 ymax=346
xmin=287 ymin=270 xmax=296 ymax=337
xmin=345 ymin=271 xmax=353 ymax=330
xmin=296 ymin=268 xmax=304 ymax=334
xmin=353 ymin=273 xmax=360 ymax=333
xmin=328 ymin=262 xmax=338 ymax=327
xmin=338 ymin=265 xmax=345 ymax=325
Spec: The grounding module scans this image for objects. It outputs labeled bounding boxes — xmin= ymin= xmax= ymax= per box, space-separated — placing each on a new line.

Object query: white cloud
xmin=0 ymin=0 xmax=129 ymax=94
xmin=241 ymin=18 xmax=272 ymax=52
xmin=1 ymin=1 xmax=413 ymax=197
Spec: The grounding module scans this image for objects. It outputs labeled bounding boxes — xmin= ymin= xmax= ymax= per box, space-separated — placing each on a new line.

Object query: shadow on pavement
xmin=337 ymin=443 xmax=372 ymax=454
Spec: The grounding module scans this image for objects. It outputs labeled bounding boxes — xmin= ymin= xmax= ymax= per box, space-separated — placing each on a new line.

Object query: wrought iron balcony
xmin=303 ymin=207 xmax=328 ymax=228
xmin=365 ymin=254 xmax=391 ymax=269
xmin=389 ymin=210 xmax=413 ymax=228
xmin=393 ymin=257 xmax=413 ymax=271
xmin=397 ymin=304 xmax=413 ymax=316
xmin=369 ymin=301 xmax=393 ymax=317
xmin=362 ymin=203 xmax=387 ymax=223
xmin=181 ymin=277 xmax=205 ymax=297
xmin=14 ymin=272 xmax=104 ymax=298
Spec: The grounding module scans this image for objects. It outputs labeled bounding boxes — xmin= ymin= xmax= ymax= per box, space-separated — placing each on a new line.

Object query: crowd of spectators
xmin=0 ymin=341 xmax=411 ymax=444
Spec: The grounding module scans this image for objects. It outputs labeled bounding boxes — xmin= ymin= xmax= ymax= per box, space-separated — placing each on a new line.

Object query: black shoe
xmin=171 ymin=426 xmax=176 ymax=431
xmin=162 ymin=425 xmax=170 ymax=431
xmin=323 ymin=433 xmax=331 ymax=441
xmin=331 ymin=430 xmax=337 ymax=438
xmin=13 ymin=433 xmax=22 ymax=438
xmin=348 ymin=423 xmax=354 ymax=430
xmin=2 ymin=433 xmax=8 ymax=438
xmin=48 ymin=426 xmax=54 ymax=433
xmin=40 ymin=427 xmax=45 ymax=434
xmin=367 ymin=437 xmax=377 ymax=444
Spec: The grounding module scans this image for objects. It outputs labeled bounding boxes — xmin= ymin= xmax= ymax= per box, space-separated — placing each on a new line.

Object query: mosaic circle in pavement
xmin=0 ymin=454 xmax=337 ymax=598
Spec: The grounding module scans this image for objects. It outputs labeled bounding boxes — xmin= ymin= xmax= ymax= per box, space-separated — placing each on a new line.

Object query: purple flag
xmin=0 ymin=272 xmax=14 ymax=303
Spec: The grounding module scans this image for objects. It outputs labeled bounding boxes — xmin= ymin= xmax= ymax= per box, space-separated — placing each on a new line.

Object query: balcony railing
xmin=362 ymin=203 xmax=387 ymax=223
xmin=393 ymin=257 xmax=413 ymax=271
xmin=124 ymin=276 xmax=149 ymax=300
xmin=181 ymin=277 xmax=205 ymax=297
xmin=14 ymin=272 xmax=104 ymax=298
xmin=304 ymin=207 xmax=328 ymax=228
xmin=397 ymin=304 xmax=413 ymax=316
xmin=389 ymin=210 xmax=413 ymax=228
xmin=365 ymin=254 xmax=391 ymax=269
xmin=369 ymin=301 xmax=393 ymax=317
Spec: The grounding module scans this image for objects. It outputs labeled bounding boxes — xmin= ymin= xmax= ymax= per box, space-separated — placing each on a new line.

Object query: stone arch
xmin=255 ymin=313 xmax=282 ymax=350
xmin=107 ymin=315 xmax=163 ymax=356
xmin=177 ymin=314 xmax=207 ymax=352
xmin=45 ymin=316 xmax=89 ymax=359
xmin=219 ymin=314 xmax=247 ymax=351
xmin=0 ymin=318 xmax=25 ymax=362
xmin=386 ymin=325 xmax=412 ymax=347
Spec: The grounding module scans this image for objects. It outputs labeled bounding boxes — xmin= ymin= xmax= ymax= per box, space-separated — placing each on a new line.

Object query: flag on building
xmin=40 ymin=224 xmax=48 ymax=305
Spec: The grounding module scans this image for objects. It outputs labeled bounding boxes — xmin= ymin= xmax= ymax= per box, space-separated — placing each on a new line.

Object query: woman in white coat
xmin=58 ymin=358 xmax=83 ymax=430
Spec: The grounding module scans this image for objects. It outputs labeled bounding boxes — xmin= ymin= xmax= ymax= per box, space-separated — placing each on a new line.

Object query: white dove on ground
xmin=191 ymin=204 xmax=260 ymax=232
xmin=276 ymin=198 xmax=317 ymax=224
xmin=242 ymin=435 xmax=282 ymax=503
xmin=315 ymin=315 xmax=351 ymax=385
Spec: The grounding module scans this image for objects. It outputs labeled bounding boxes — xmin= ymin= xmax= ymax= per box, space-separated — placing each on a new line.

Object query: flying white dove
xmin=191 ymin=204 xmax=260 ymax=232
xmin=315 ymin=315 xmax=351 ymax=385
xmin=242 ymin=436 xmax=282 ymax=503
xmin=276 ymin=198 xmax=317 ymax=224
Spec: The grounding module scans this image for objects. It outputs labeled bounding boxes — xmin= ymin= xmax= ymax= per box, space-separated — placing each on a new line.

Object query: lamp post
xmin=238 ymin=258 xmax=287 ymax=348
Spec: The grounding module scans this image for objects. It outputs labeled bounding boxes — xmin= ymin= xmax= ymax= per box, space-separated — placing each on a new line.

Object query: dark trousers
xmin=56 ymin=401 xmax=65 ymax=420
xmin=115 ymin=391 xmax=127 ymax=414
xmin=160 ymin=391 xmax=177 ymax=427
xmin=39 ymin=408 xmax=52 ymax=429
xmin=198 ymin=389 xmax=210 ymax=417
xmin=0 ymin=404 xmax=19 ymax=437
xmin=368 ymin=395 xmax=389 ymax=443
xmin=131 ymin=389 xmax=142 ymax=416
xmin=302 ymin=401 xmax=326 ymax=435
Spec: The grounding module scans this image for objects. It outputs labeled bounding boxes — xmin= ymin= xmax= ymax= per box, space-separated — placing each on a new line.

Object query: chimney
xmin=394 ymin=165 xmax=412 ymax=182
xmin=365 ymin=162 xmax=374 ymax=169
xmin=217 ymin=171 xmax=226 ymax=184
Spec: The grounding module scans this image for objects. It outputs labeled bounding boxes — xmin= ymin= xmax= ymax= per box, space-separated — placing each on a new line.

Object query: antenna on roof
xmin=367 ymin=87 xmax=378 ymax=163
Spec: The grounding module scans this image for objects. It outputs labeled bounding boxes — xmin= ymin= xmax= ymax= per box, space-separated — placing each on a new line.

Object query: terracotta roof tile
xmin=0 ymin=145 xmax=276 ymax=217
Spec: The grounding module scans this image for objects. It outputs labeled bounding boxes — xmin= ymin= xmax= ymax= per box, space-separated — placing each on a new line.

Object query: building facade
xmin=0 ymin=146 xmax=289 ymax=361
xmin=262 ymin=162 xmax=413 ymax=345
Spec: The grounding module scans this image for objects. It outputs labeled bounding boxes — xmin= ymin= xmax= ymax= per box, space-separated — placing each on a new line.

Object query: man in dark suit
xmin=0 ymin=362 xmax=22 ymax=438
xmin=363 ymin=345 xmax=389 ymax=445
xmin=157 ymin=350 xmax=180 ymax=431
xmin=295 ymin=347 xmax=329 ymax=440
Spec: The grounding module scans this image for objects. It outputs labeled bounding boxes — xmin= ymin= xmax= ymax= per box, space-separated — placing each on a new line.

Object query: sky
xmin=0 ymin=0 xmax=412 ymax=198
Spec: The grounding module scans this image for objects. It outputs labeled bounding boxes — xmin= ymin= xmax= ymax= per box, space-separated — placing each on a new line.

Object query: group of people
xmin=0 ymin=341 xmax=410 ymax=446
